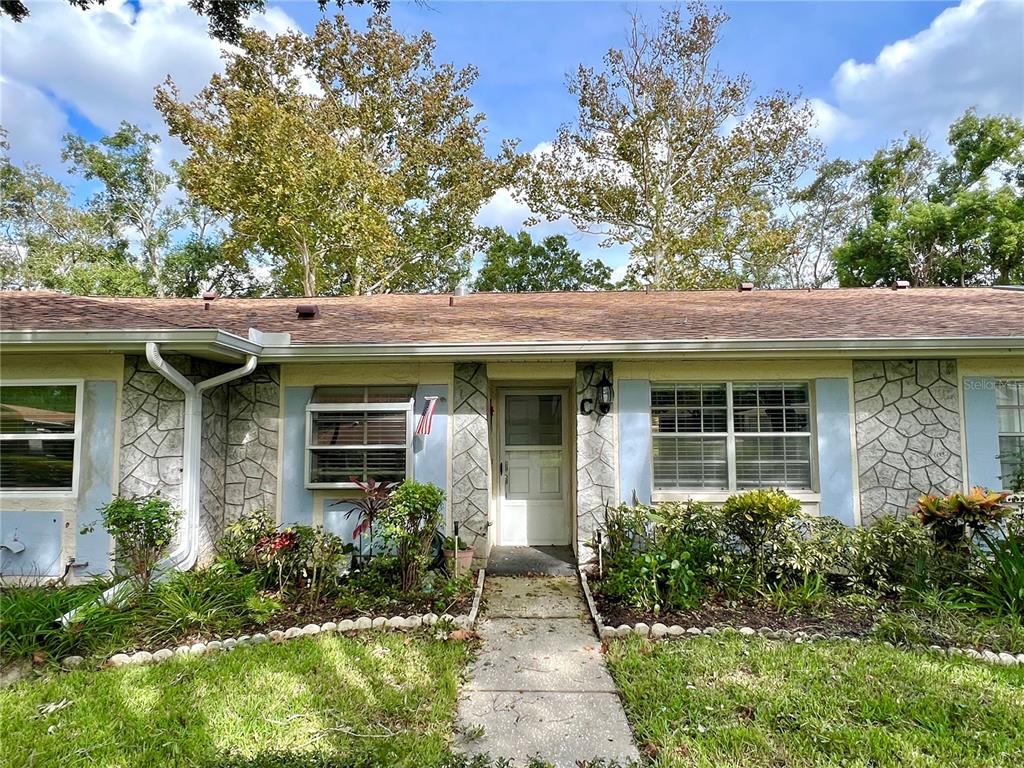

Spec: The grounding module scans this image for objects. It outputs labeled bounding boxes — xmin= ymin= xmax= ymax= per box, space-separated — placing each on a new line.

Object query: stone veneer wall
xmin=576 ymin=362 xmax=617 ymax=562
xmin=224 ymin=366 xmax=279 ymax=523
xmin=853 ymin=360 xmax=962 ymax=522
xmin=452 ymin=363 xmax=491 ymax=556
xmin=119 ymin=357 xmax=280 ymax=561
xmin=120 ymin=356 xmax=187 ymax=505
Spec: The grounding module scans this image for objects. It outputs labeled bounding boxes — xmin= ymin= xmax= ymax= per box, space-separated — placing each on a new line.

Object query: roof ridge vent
xmin=738 ymin=282 xmax=754 ymax=292
xmin=296 ymin=303 xmax=319 ymax=318
xmin=891 ymin=280 xmax=911 ymax=291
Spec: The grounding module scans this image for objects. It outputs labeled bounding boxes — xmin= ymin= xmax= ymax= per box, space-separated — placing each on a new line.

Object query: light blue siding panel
xmin=414 ymin=384 xmax=449 ymax=496
xmin=0 ymin=512 xmax=63 ymax=578
xmin=281 ymin=386 xmax=314 ymax=525
xmin=76 ymin=380 xmax=117 ymax=575
xmin=814 ymin=378 xmax=857 ymax=526
xmin=617 ymin=379 xmax=652 ymax=505
xmin=963 ymin=377 xmax=1002 ymax=490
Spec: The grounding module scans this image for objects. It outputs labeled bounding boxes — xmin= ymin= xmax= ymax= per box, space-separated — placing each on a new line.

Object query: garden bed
xmin=594 ymin=587 xmax=879 ymax=637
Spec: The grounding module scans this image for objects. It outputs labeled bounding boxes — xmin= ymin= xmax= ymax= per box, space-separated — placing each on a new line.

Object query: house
xmin=1 ymin=286 xmax=1022 ymax=582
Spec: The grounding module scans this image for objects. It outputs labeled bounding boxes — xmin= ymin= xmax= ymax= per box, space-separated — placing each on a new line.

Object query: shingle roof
xmin=1 ymin=288 xmax=1021 ymax=344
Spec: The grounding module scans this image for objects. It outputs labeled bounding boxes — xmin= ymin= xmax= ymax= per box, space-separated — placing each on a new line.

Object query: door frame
xmin=494 ymin=386 xmax=573 ymax=547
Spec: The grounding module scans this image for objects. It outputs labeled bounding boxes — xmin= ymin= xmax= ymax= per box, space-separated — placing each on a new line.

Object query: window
xmin=651 ymin=382 xmax=813 ymax=492
xmin=997 ymin=380 xmax=1024 ymax=487
xmin=0 ymin=383 xmax=81 ymax=491
xmin=306 ymin=386 xmax=414 ymax=487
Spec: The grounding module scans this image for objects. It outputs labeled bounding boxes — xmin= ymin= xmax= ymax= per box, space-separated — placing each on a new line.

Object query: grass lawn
xmin=0 ymin=632 xmax=471 ymax=768
xmin=606 ymin=635 xmax=1024 ymax=768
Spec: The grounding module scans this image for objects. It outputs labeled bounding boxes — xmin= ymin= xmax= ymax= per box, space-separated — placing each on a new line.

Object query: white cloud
xmin=818 ymin=0 xmax=1024 ymax=146
xmin=808 ymin=98 xmax=859 ymax=143
xmin=0 ymin=77 xmax=70 ymax=168
xmin=0 ymin=0 xmax=299 ymax=174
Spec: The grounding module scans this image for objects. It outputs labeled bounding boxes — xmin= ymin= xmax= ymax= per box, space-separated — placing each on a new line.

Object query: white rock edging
xmin=578 ymin=568 xmax=1020 ymax=667
xmin=64 ymin=570 xmax=484 ymax=674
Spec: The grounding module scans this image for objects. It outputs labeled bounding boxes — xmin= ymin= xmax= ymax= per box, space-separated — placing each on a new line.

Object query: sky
xmin=2 ymin=0 xmax=1022 ymax=278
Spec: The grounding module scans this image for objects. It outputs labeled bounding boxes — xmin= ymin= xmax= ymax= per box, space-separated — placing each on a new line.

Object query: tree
xmin=521 ymin=3 xmax=820 ymax=290
xmin=835 ymin=111 xmax=1024 ymax=287
xmin=1 ymin=124 xmax=253 ymax=296
xmin=0 ymin=133 xmax=146 ymax=294
xmin=781 ymin=159 xmax=865 ymax=288
xmin=157 ymin=14 xmax=516 ymax=297
xmin=473 ymin=229 xmax=613 ymax=292
xmin=0 ymin=0 xmax=389 ymax=44
xmin=63 ymin=122 xmax=188 ymax=297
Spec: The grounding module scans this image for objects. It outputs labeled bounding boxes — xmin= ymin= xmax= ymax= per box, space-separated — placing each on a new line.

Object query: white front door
xmin=497 ymin=389 xmax=570 ymax=546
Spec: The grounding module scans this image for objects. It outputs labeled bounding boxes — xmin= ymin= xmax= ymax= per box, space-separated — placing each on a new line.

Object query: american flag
xmin=416 ymin=396 xmax=440 ymax=436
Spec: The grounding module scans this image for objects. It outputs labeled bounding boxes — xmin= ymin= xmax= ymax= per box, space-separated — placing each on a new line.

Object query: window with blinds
xmin=997 ymin=380 xmax=1024 ymax=488
xmin=306 ymin=386 xmax=414 ymax=487
xmin=651 ymin=382 xmax=813 ymax=492
xmin=0 ymin=383 xmax=81 ymax=491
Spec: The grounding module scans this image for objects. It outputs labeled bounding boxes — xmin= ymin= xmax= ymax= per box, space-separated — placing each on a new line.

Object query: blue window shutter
xmin=963 ymin=377 xmax=1001 ymax=490
xmin=814 ymin=378 xmax=857 ymax=525
xmin=281 ymin=386 xmax=314 ymax=525
xmin=617 ymin=379 xmax=652 ymax=505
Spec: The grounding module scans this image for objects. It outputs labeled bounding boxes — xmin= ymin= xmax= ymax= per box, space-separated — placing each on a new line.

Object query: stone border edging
xmin=59 ymin=569 xmax=488 ymax=673
xmin=578 ymin=569 xmax=1023 ymax=668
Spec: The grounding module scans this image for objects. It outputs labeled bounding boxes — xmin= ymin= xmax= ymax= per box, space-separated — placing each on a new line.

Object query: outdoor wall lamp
xmin=580 ymin=372 xmax=614 ymax=416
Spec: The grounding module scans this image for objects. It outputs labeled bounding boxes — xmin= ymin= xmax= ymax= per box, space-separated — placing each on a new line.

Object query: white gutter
xmin=59 ymin=342 xmax=256 ymax=624
xmin=145 ymin=342 xmax=257 ymax=573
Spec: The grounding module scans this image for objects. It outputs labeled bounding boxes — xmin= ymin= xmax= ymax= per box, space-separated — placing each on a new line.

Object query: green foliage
xmin=846 ymin=516 xmax=936 ymax=595
xmin=217 ymin=511 xmax=348 ymax=605
xmin=377 ymin=481 xmax=445 ymax=592
xmin=601 ymin=502 xmax=722 ymax=612
xmin=473 ymin=229 xmax=613 ymax=292
xmin=0 ymin=579 xmax=122 ymax=662
xmin=522 ymin=3 xmax=820 ymax=289
xmin=89 ymin=495 xmax=181 ymax=593
xmin=217 ymin=509 xmax=278 ymax=567
xmin=835 ymin=109 xmax=1024 ymax=287
xmin=912 ymin=487 xmax=1012 ymax=550
xmin=720 ymin=489 xmax=802 ymax=580
xmin=958 ymin=527 xmax=1024 ymax=620
xmin=157 ymin=14 xmax=517 ymax=297
xmin=145 ymin=566 xmax=262 ymax=641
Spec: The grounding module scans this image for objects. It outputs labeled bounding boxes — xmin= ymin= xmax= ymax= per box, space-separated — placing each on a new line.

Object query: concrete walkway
xmin=456 ymin=576 xmax=639 ymax=766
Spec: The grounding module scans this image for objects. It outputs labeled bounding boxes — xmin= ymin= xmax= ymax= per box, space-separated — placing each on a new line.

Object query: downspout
xmin=145 ymin=342 xmax=258 ymax=573
xmin=60 ymin=343 xmax=257 ymax=623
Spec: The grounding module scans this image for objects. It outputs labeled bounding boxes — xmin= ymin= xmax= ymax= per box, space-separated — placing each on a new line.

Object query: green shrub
xmin=0 ymin=579 xmax=129 ymax=661
xmin=376 ymin=480 xmax=445 ymax=592
xmin=720 ymin=489 xmax=802 ymax=582
xmin=217 ymin=509 xmax=277 ymax=567
xmin=218 ymin=512 xmax=348 ymax=604
xmin=847 ymin=516 xmax=936 ymax=595
xmin=958 ymin=526 xmax=1024 ymax=620
xmin=601 ymin=502 xmax=721 ymax=613
xmin=145 ymin=565 xmax=260 ymax=640
xmin=85 ymin=495 xmax=181 ymax=592
xmin=771 ymin=515 xmax=853 ymax=583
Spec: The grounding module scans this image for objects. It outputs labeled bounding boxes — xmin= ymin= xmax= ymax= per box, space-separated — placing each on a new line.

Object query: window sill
xmin=651 ymin=490 xmax=821 ymax=504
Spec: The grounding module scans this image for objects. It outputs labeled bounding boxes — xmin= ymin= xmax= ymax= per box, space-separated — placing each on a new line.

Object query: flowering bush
xmin=216 ymin=513 xmax=348 ymax=604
